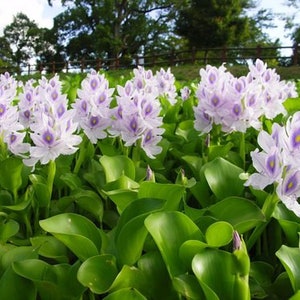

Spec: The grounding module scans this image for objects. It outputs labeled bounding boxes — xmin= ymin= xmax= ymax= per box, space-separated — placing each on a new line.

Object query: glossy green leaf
xmin=0 ymin=157 xmax=23 ymax=194
xmin=109 ymin=265 xmax=148 ymax=296
xmin=138 ymin=182 xmax=185 ymax=210
xmin=13 ymin=259 xmax=85 ymax=300
xmin=104 ymin=189 xmax=139 ymax=213
xmin=30 ymin=236 xmax=69 ymax=263
xmin=137 ymin=251 xmax=179 ymax=300
xmin=175 ymin=120 xmax=199 ymax=142
xmin=0 ymin=266 xmax=36 ymax=300
xmin=204 ymin=197 xmax=265 ymax=233
xmin=276 ymin=245 xmax=300 ymax=291
xmin=249 ymin=261 xmax=274 ymax=299
xmin=116 ymin=215 xmax=149 ymax=265
xmin=39 ymin=213 xmax=102 ymax=260
xmin=0 ymin=219 xmax=19 ymax=243
xmin=179 ymin=240 xmax=208 ymax=270
xmin=203 ymin=157 xmax=244 ymax=199
xmin=115 ymin=198 xmax=165 ymax=265
xmin=0 ymin=246 xmax=39 ymax=271
xmin=192 ymin=249 xmax=236 ymax=300
xmin=172 ymin=274 xmax=205 ymax=299
xmin=77 ymin=254 xmax=118 ymax=294
xmin=73 ymin=189 xmax=104 ymax=221
xmin=100 ymin=155 xmax=135 ymax=182
xmin=104 ymin=288 xmax=147 ymax=300
xmin=205 ymin=221 xmax=234 ymax=247
xmin=145 ymin=211 xmax=205 ymax=277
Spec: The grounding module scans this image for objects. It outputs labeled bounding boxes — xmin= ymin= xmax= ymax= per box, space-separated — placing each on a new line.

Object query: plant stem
xmin=45 ymin=160 xmax=56 ymax=218
xmin=74 ymin=135 xmax=88 ymax=174
xmin=246 ymin=192 xmax=279 ymax=251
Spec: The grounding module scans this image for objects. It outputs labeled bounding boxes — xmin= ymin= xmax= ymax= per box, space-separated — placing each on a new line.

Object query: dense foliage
xmin=0 ymin=61 xmax=300 ymax=299
xmin=0 ymin=0 xmax=292 ymax=73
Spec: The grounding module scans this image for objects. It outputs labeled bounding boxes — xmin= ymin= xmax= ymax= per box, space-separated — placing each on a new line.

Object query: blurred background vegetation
xmin=0 ymin=0 xmax=299 ymax=75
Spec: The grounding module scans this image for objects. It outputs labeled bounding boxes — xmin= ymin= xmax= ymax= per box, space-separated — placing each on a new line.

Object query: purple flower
xmin=73 ymin=70 xmax=114 ymax=143
xmin=276 ymin=169 xmax=300 ymax=217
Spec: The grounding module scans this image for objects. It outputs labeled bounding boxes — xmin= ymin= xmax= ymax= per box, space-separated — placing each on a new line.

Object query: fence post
xmin=191 ymin=47 xmax=196 ymax=64
xmin=81 ymin=59 xmax=85 ymax=73
xmin=221 ymin=46 xmax=227 ymax=63
xmin=52 ymin=61 xmax=55 ymax=74
xmin=256 ymin=45 xmax=262 ymax=60
xmin=293 ymin=43 xmax=298 ymax=66
xmin=27 ymin=64 xmax=30 ymax=75
xmin=96 ymin=58 xmax=101 ymax=71
xmin=65 ymin=61 xmax=69 ymax=73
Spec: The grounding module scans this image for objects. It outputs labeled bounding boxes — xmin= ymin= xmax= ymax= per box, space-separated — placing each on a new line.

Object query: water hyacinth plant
xmin=1 ymin=60 xmax=300 ymax=299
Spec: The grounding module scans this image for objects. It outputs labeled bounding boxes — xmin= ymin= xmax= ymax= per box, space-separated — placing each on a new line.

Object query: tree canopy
xmin=0 ymin=0 xmax=297 ymax=72
xmin=52 ymin=0 xmax=185 ymax=63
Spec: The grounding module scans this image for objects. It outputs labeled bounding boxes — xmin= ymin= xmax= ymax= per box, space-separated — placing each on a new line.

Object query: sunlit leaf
xmin=104 ymin=288 xmax=147 ymax=300
xmin=276 ymin=245 xmax=300 ymax=291
xmin=77 ymin=254 xmax=118 ymax=294
xmin=39 ymin=213 xmax=102 ymax=261
xmin=205 ymin=221 xmax=233 ymax=247
xmin=0 ymin=157 xmax=23 ymax=194
xmin=138 ymin=182 xmax=185 ymax=210
xmin=204 ymin=196 xmax=265 ymax=233
xmin=115 ymin=198 xmax=165 ymax=265
xmin=145 ymin=211 xmax=204 ymax=277
xmin=203 ymin=157 xmax=244 ymax=200
xmin=30 ymin=236 xmax=69 ymax=263
xmin=100 ymin=155 xmax=135 ymax=182
xmin=13 ymin=259 xmax=85 ymax=300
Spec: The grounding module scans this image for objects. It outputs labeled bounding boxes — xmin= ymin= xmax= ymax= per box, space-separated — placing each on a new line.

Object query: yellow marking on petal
xmin=288 ymin=181 xmax=294 ymax=190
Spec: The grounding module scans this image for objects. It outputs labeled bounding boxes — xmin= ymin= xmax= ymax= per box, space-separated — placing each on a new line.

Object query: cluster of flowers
xmin=72 ymin=67 xmax=176 ymax=158
xmin=0 ymin=66 xmax=178 ymax=167
xmin=194 ymin=59 xmax=297 ymax=134
xmin=245 ymin=113 xmax=300 ymax=217
xmin=17 ymin=75 xmax=82 ymax=166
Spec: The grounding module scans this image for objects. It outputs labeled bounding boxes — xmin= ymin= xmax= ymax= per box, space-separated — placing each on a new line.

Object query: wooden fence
xmin=2 ymin=44 xmax=299 ymax=75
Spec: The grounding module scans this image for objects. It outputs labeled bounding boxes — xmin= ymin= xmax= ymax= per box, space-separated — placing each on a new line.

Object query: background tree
xmin=3 ymin=13 xmax=40 ymax=73
xmin=0 ymin=37 xmax=14 ymax=73
xmin=51 ymin=0 xmax=186 ymax=67
xmin=175 ymin=0 xmax=255 ymax=48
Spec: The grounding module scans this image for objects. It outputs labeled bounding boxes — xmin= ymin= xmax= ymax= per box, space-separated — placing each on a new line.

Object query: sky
xmin=0 ymin=0 xmax=297 ymax=54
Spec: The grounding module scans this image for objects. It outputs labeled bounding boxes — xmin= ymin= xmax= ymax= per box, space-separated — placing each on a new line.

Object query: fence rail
xmin=1 ymin=44 xmax=299 ymax=75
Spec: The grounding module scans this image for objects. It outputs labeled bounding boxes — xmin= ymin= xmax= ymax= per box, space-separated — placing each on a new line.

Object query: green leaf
xmin=0 ymin=219 xmax=19 ymax=243
xmin=203 ymin=157 xmax=244 ymax=200
xmin=104 ymin=288 xmax=147 ymax=300
xmin=0 ymin=266 xmax=36 ymax=300
xmin=30 ymin=236 xmax=69 ymax=263
xmin=137 ymin=251 xmax=179 ymax=300
xmin=100 ymin=155 xmax=135 ymax=182
xmin=276 ymin=245 xmax=300 ymax=291
xmin=77 ymin=254 xmax=118 ymax=294
xmin=39 ymin=213 xmax=102 ymax=261
xmin=0 ymin=157 xmax=23 ymax=194
xmin=109 ymin=265 xmax=148 ymax=296
xmin=13 ymin=259 xmax=85 ymax=300
xmin=172 ymin=274 xmax=205 ymax=299
xmin=192 ymin=249 xmax=236 ymax=300
xmin=204 ymin=197 xmax=265 ymax=233
xmin=138 ymin=182 xmax=185 ymax=210
xmin=0 ymin=246 xmax=39 ymax=272
xmin=145 ymin=211 xmax=205 ymax=277
xmin=73 ymin=189 xmax=104 ymax=221
xmin=115 ymin=198 xmax=165 ymax=265
xmin=205 ymin=221 xmax=234 ymax=247
xmin=179 ymin=240 xmax=208 ymax=270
